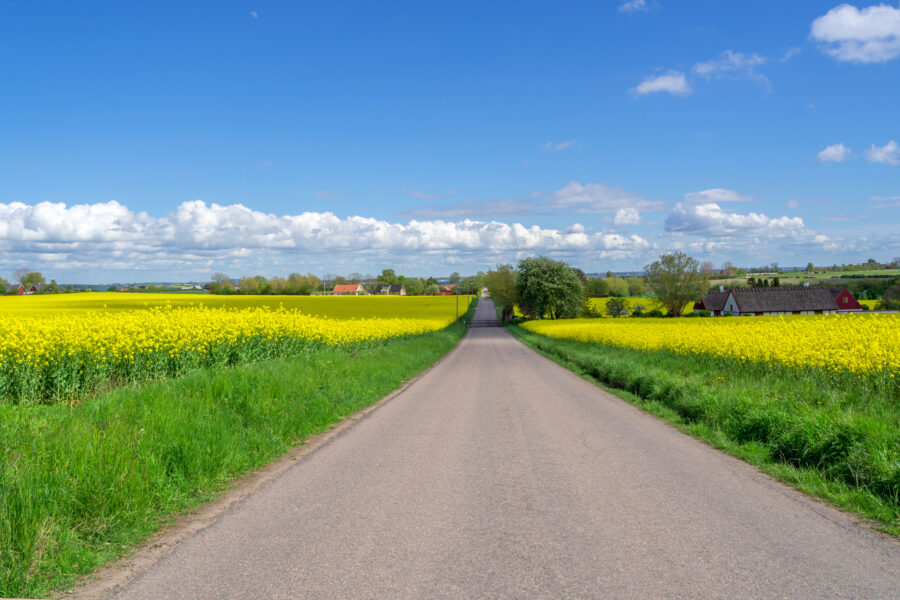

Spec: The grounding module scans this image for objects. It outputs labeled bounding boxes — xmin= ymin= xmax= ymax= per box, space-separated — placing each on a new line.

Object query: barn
xmin=699 ymin=286 xmax=863 ymax=317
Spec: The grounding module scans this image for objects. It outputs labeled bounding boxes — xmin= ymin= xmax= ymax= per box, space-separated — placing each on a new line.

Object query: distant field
xmin=587 ymin=297 xmax=694 ymax=315
xmin=0 ymin=292 xmax=472 ymax=320
xmin=0 ymin=293 xmax=474 ymax=403
xmin=711 ymin=268 xmax=900 ymax=286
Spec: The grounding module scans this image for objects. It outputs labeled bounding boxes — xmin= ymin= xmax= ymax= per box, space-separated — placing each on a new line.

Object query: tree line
xmin=485 ymin=253 xmax=709 ymax=322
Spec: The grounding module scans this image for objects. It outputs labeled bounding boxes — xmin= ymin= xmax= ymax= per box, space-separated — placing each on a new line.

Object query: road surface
xmin=105 ymin=299 xmax=898 ymax=599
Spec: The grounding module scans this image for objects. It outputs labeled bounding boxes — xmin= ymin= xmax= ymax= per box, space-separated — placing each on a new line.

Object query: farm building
xmin=16 ymin=284 xmax=26 ymax=295
xmin=25 ymin=284 xmax=41 ymax=295
xmin=332 ymin=283 xmax=367 ymax=295
xmin=373 ymin=284 xmax=406 ymax=296
xmin=696 ymin=286 xmax=862 ymax=316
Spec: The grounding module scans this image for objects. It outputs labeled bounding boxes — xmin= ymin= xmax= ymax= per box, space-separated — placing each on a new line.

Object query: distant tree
xmin=459 ymin=275 xmax=480 ymax=295
xmin=238 ymin=276 xmax=258 ymax=294
xmin=64 ymin=284 xmax=74 ymax=293
xmin=379 ymin=269 xmax=399 ymax=285
xmin=485 ymin=264 xmax=518 ymax=322
xmin=605 ymin=297 xmax=629 ymax=318
xmin=333 ymin=275 xmax=348 ymax=286
xmin=404 ymin=278 xmax=425 ymax=296
xmin=626 ymin=277 xmax=646 ymax=297
xmin=806 ymin=262 xmax=815 ymax=274
xmin=721 ymin=261 xmax=736 ymax=276
xmin=45 ymin=279 xmax=60 ymax=294
xmin=881 ymin=282 xmax=900 ymax=310
xmin=425 ymin=277 xmax=438 ymax=286
xmin=425 ymin=283 xmax=441 ymax=295
xmin=772 ymin=277 xmax=780 ymax=287
xmin=585 ymin=278 xmax=610 ymax=298
xmin=700 ymin=261 xmax=717 ymax=276
xmin=107 ymin=285 xmax=118 ymax=292
xmin=515 ymin=256 xmax=584 ymax=320
xmin=0 ymin=284 xmax=5 ymax=295
xmin=604 ymin=276 xmax=629 ymax=297
xmin=736 ymin=268 xmax=747 ymax=276
xmin=448 ymin=272 xmax=461 ymax=287
xmin=644 ymin=252 xmax=708 ymax=318
xmin=15 ymin=269 xmax=45 ymax=288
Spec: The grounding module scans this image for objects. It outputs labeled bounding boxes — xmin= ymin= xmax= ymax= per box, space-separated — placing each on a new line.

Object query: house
xmin=694 ymin=288 xmax=730 ymax=316
xmin=441 ymin=284 xmax=457 ymax=293
xmin=17 ymin=284 xmax=26 ymax=295
xmin=333 ymin=283 xmax=367 ymax=295
xmin=373 ymin=284 xmax=406 ymax=296
xmin=697 ymin=286 xmax=862 ymax=317
xmin=25 ymin=284 xmax=41 ymax=295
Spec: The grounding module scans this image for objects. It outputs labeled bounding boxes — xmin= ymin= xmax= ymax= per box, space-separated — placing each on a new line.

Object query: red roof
xmin=333 ymin=284 xmax=362 ymax=294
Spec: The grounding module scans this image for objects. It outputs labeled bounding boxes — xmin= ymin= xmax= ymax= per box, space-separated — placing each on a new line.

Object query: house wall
xmin=723 ymin=295 xmax=740 ymax=315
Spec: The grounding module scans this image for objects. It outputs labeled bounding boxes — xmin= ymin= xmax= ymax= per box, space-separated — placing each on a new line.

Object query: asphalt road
xmin=107 ymin=299 xmax=899 ymax=599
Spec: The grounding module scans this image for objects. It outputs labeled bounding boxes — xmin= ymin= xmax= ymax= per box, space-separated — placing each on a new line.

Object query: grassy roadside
xmin=0 ymin=300 xmax=476 ymax=598
xmin=507 ymin=324 xmax=900 ymax=536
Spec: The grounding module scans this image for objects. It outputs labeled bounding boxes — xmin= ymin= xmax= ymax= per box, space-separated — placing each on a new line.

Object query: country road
xmin=101 ymin=298 xmax=898 ymax=599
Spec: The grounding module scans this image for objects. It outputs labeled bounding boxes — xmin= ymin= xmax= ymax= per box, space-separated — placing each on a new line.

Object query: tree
xmin=626 ymin=277 xmax=646 ymax=297
xmin=807 ymin=262 xmax=815 ymax=274
xmin=485 ymin=264 xmax=518 ymax=322
xmin=585 ymin=278 xmax=610 ymax=297
xmin=107 ymin=285 xmax=118 ymax=292
xmin=882 ymin=282 xmax=900 ymax=310
xmin=700 ymin=261 xmax=717 ymax=276
xmin=721 ymin=261 xmax=736 ymax=276
xmin=605 ymin=297 xmax=629 ymax=318
xmin=45 ymin=279 xmax=60 ymax=294
xmin=379 ymin=269 xmax=399 ymax=285
xmin=404 ymin=278 xmax=425 ymax=296
xmin=425 ymin=283 xmax=441 ymax=295
xmin=238 ymin=276 xmax=259 ymax=294
xmin=604 ymin=276 xmax=629 ymax=297
xmin=644 ymin=252 xmax=708 ymax=317
xmin=515 ymin=256 xmax=584 ymax=320
xmin=333 ymin=275 xmax=348 ymax=286
xmin=15 ymin=269 xmax=45 ymax=288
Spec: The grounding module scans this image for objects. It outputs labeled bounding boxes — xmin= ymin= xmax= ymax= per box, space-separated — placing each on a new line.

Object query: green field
xmin=509 ymin=324 xmax=900 ymax=536
xmin=0 ymin=301 xmax=476 ymax=598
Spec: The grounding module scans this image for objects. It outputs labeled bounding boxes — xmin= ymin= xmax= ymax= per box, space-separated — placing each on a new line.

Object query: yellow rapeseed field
xmin=522 ymin=313 xmax=900 ymax=376
xmin=0 ymin=293 xmax=473 ymax=402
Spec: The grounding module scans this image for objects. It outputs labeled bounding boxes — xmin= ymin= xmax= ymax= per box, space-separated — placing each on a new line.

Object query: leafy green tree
xmin=604 ymin=276 xmax=629 ymax=297
xmin=605 ymin=297 xmax=629 ymax=318
xmin=379 ymin=269 xmax=399 ymax=285
xmin=585 ymin=278 xmax=609 ymax=297
xmin=515 ymin=256 xmax=584 ymax=320
xmin=425 ymin=283 xmax=441 ymax=295
xmin=107 ymin=285 xmax=118 ymax=292
xmin=15 ymin=269 xmax=45 ymax=288
xmin=882 ymin=282 xmax=900 ymax=310
xmin=45 ymin=280 xmax=60 ymax=294
xmin=404 ymin=278 xmax=426 ymax=296
xmin=485 ymin=264 xmax=518 ymax=322
xmin=644 ymin=252 xmax=708 ymax=318
xmin=626 ymin=277 xmax=646 ymax=297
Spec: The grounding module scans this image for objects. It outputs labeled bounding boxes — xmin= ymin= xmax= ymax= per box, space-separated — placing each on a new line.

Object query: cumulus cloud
xmin=665 ymin=202 xmax=805 ymax=237
xmin=811 ymin=3 xmax=900 ymax=63
xmin=403 ymin=181 xmax=667 ymax=220
xmin=817 ymin=142 xmax=852 ymax=163
xmin=0 ymin=200 xmax=653 ymax=274
xmin=692 ymin=50 xmax=769 ymax=88
xmin=613 ymin=207 xmax=642 ymax=226
xmin=865 ymin=140 xmax=900 ymax=165
xmin=632 ymin=71 xmax=691 ymax=96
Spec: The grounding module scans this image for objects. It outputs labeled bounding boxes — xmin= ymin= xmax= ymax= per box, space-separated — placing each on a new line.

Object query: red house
xmin=16 ymin=284 xmax=26 ymax=295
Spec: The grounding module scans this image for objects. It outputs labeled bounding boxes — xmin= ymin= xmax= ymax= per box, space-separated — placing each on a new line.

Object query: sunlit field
xmin=0 ymin=294 xmax=473 ymax=403
xmin=522 ymin=313 xmax=900 ymax=377
xmin=0 ymin=292 xmax=472 ymax=320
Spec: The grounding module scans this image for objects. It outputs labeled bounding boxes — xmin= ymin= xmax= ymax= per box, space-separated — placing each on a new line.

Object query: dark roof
xmin=374 ymin=284 xmax=404 ymax=294
xmin=698 ymin=290 xmax=729 ymax=312
xmin=729 ymin=287 xmax=849 ymax=313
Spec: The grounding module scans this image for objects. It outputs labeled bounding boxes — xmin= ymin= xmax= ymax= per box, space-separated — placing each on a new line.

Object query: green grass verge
xmin=0 ymin=300 xmax=476 ymax=598
xmin=507 ymin=324 xmax=900 ymax=536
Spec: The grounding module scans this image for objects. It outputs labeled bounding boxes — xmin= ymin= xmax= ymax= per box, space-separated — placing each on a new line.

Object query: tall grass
xmin=0 ymin=302 xmax=475 ymax=598
xmin=509 ymin=325 xmax=900 ymax=534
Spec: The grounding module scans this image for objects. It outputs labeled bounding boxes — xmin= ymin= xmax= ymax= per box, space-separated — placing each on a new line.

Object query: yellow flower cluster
xmin=0 ymin=295 xmax=472 ymax=403
xmin=522 ymin=313 xmax=900 ymax=375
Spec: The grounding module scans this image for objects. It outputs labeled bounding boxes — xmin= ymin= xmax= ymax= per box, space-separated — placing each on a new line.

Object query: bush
xmin=647 ymin=309 xmax=664 ymax=318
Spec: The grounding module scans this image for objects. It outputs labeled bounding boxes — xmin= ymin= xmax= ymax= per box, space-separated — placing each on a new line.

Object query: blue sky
xmin=1 ymin=1 xmax=898 ymax=282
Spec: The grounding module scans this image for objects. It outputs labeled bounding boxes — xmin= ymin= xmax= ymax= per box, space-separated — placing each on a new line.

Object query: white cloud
xmin=780 ymin=47 xmax=802 ymax=62
xmin=619 ymin=0 xmax=651 ymax=13
xmin=817 ymin=142 xmax=852 ymax=163
xmin=811 ymin=4 xmax=900 ymax=63
xmin=250 ymin=11 xmax=258 ymax=19
xmin=552 ymin=181 xmax=668 ymax=213
xmin=692 ymin=50 xmax=769 ymax=87
xmin=407 ymin=189 xmax=440 ymax=200
xmin=786 ymin=199 xmax=800 ymax=209
xmin=683 ymin=188 xmax=754 ymax=204
xmin=632 ymin=71 xmax=691 ymax=96
xmin=0 ymin=200 xmax=652 ymax=274
xmin=865 ymin=140 xmax=900 ymax=165
xmin=543 ymin=140 xmax=577 ymax=152
xmin=613 ymin=207 xmax=642 ymax=226
xmin=665 ymin=202 xmax=806 ymax=237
